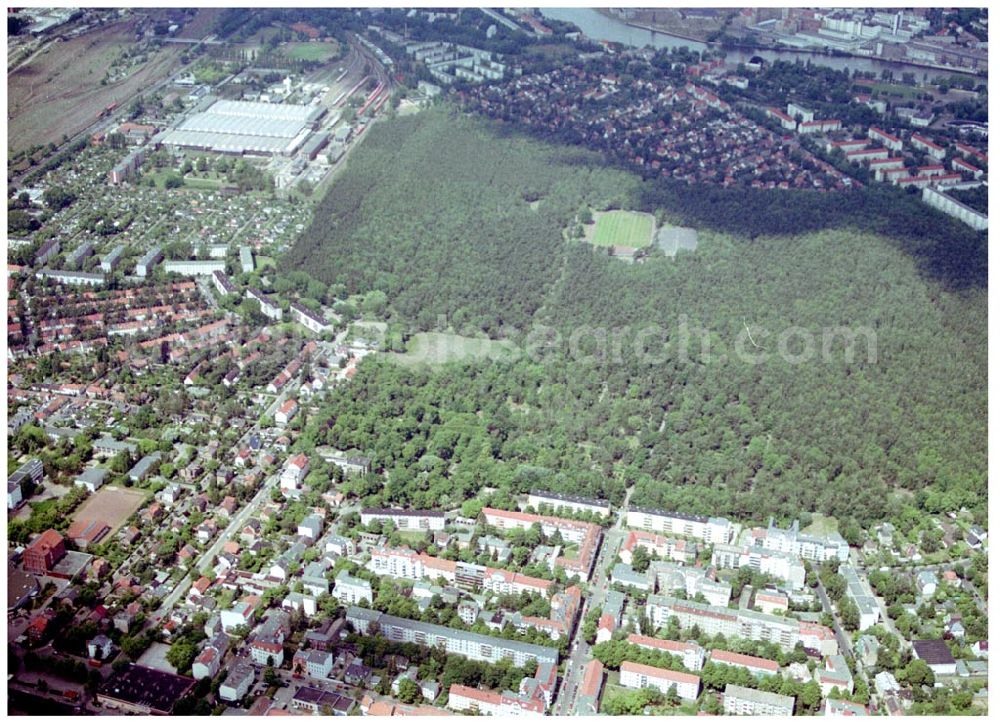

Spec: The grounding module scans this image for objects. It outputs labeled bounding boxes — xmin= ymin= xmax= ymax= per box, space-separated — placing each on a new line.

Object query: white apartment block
xmin=646 ymin=595 xmax=838 ymax=655
xmin=346 ymin=607 xmax=558 ymax=669
xmin=527 ymin=490 xmax=611 ymax=518
xmin=839 ymin=562 xmax=881 ymax=630
xmin=291 ymin=302 xmax=333 ymax=334
xmin=712 ymin=543 xmax=807 ymax=590
xmin=627 ymin=634 xmax=706 ymax=671
xmin=332 ymin=571 xmax=373 ymax=605
xmin=723 ymin=684 xmax=794 ymax=716
xmin=626 ymin=508 xmax=734 ymax=544
xmin=746 ymin=518 xmax=849 ymax=563
xmin=360 ymin=508 xmax=447 ymax=531
xmin=163 ymin=259 xmax=226 ymax=276
xmin=246 ymin=288 xmax=283 ymax=321
xmin=649 ymin=562 xmax=732 ymax=607
xmin=620 ymin=661 xmax=700 ymax=700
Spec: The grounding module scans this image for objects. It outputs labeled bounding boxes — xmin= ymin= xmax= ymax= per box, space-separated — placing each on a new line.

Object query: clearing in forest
xmin=801 ymin=514 xmax=840 ymax=536
xmin=590 ymin=210 xmax=656 ymax=248
xmin=389 ymin=332 xmax=518 ymax=366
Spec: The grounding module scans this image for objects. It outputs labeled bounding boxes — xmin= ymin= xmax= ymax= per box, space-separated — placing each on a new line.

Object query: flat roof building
xmin=723 ymin=684 xmax=794 ymax=716
xmin=35 ymin=269 xmax=105 ymax=287
xmin=239 ymin=245 xmax=254 ymax=274
xmin=163 ymin=259 xmax=227 ymax=277
xmin=161 ymin=99 xmax=324 ymax=156
xmin=346 ymin=606 xmax=558 ymax=669
xmin=135 ymin=247 xmax=163 ymax=277
xmin=627 ymin=507 xmax=734 ymax=545
xmin=101 ymin=244 xmax=126 ymax=273
xmin=97 ymin=663 xmax=196 ymax=715
xmin=360 ymin=508 xmax=447 ymax=531
xmin=527 ymin=490 xmax=611 ymax=518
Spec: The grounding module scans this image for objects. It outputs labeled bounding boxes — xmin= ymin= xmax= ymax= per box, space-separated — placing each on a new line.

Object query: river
xmin=540 ymin=7 xmax=971 ymax=78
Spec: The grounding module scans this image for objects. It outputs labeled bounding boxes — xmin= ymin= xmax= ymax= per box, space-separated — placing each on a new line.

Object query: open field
xmin=868 ymin=82 xmax=924 ymax=99
xmin=286 ymin=41 xmax=340 ymax=62
xmin=590 ymin=210 xmax=655 ymax=248
xmin=802 ymin=514 xmax=840 ymax=536
xmin=388 ymin=332 xmax=518 ymax=367
xmin=7 ymin=19 xmax=184 ymax=154
xmin=71 ymin=486 xmax=147 ymax=533
xmin=145 ymin=169 xmax=223 ymax=190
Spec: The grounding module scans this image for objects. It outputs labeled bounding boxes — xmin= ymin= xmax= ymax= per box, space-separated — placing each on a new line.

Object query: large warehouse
xmin=161 ymin=99 xmax=325 ymax=156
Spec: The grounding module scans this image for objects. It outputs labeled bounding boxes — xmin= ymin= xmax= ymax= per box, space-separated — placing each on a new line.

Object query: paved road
xmin=554 ymin=486 xmax=633 ymax=716
xmin=151 ymin=469 xmax=277 ymax=622
xmin=813 ymin=577 xmax=853 ymax=658
xmin=150 ymin=388 xmax=291 ymax=623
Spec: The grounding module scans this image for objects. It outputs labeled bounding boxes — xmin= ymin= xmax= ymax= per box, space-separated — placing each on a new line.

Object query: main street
xmin=813 ymin=577 xmax=854 ymax=660
xmin=150 ymin=469 xmax=278 ymax=623
xmin=149 ymin=388 xmax=292 ymax=623
xmin=554 ymin=485 xmax=633 ymax=716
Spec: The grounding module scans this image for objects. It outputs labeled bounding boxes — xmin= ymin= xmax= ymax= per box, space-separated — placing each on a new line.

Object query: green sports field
xmin=286 ymin=42 xmax=339 ymax=62
xmin=591 ymin=210 xmax=655 ymax=248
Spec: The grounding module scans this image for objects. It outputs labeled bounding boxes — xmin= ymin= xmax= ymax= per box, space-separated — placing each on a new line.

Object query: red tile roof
xmin=709 ymin=649 xmax=779 ymax=672
xmin=580 ymin=659 xmax=604 ymax=697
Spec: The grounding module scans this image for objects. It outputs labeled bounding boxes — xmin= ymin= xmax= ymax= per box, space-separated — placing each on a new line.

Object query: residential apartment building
xmin=709 ymin=649 xmax=780 ymax=678
xmin=620 ymin=661 xmax=700 ymax=701
xmin=290 ymin=302 xmax=333 ymax=335
xmin=868 ymin=127 xmax=903 ymax=151
xmin=649 ymin=562 xmax=732 ymax=607
xmin=246 ymin=288 xmax=283 ymax=321
xmin=346 ymin=606 xmax=558 ymax=669
xmin=711 ymin=543 xmax=806 ymax=590
xmin=35 ymin=269 xmax=105 ymax=287
xmin=839 ymin=562 xmax=880 ymax=630
xmin=219 ymin=659 xmax=255 ymax=702
xmin=646 ymin=595 xmax=838 ymax=655
xmin=448 ymin=684 xmax=544 ymax=716
xmin=332 ymin=570 xmax=373 ymax=605
xmin=163 ymin=259 xmax=227 ymax=277
xmin=723 ymin=684 xmax=795 ymax=716
xmin=239 ymin=245 xmax=254 ymax=273
xmin=627 ymin=634 xmax=706 ymax=672
xmin=361 ymin=508 xmax=447 ymax=531
xmin=135 ymin=246 xmax=163 ymax=277
xmin=626 ymin=508 xmax=734 ymax=545
xmin=526 ymin=490 xmax=611 ymax=518
xmin=367 ymin=547 xmax=551 ymax=598
xmin=911 ymin=133 xmax=946 ymax=160
xmin=746 ymin=518 xmax=849 ymax=563
xmin=212 ymin=270 xmax=237 ymax=298
xmin=620 ymin=530 xmax=696 ymax=566
xmin=34 ymin=239 xmax=61 ymax=266
xmin=481 ymin=508 xmax=601 ymax=579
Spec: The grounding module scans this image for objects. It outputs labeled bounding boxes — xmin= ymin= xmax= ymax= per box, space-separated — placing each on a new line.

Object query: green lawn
xmin=144 ymin=170 xmax=222 ymax=191
xmin=397 ymin=530 xmax=428 ymax=545
xmin=286 ymin=42 xmax=339 ymax=62
xmin=801 ymin=514 xmax=840 ymax=536
xmin=388 ymin=332 xmax=518 ymax=367
xmin=591 ymin=210 xmax=655 ymax=248
xmin=870 ymin=82 xmax=923 ymax=99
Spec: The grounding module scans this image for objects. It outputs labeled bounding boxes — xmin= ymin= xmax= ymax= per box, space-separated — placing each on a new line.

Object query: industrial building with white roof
xmin=161 ymin=99 xmax=325 ymax=156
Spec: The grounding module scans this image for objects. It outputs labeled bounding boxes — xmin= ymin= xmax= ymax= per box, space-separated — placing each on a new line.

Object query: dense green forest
xmin=285 ymin=108 xmax=638 ymax=334
xmin=287 ymin=107 xmax=986 ymax=532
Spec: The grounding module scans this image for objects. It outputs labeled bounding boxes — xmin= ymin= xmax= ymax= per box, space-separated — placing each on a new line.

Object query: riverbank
xmin=621 ymin=20 xmax=707 ymax=45
xmin=579 ymin=8 xmax=982 ymax=79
